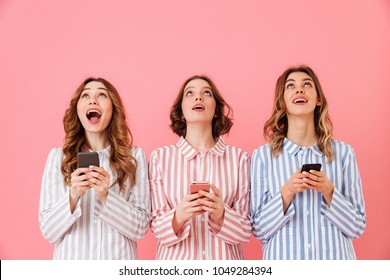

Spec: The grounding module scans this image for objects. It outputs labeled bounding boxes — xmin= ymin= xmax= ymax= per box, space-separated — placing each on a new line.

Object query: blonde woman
xmin=39 ymin=77 xmax=149 ymax=259
xmin=251 ymin=66 xmax=366 ymax=259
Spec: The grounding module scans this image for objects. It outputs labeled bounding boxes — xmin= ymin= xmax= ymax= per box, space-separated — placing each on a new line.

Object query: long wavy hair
xmin=263 ymin=65 xmax=334 ymax=162
xmin=61 ymin=77 xmax=137 ymax=191
xmin=170 ymin=75 xmax=233 ymax=139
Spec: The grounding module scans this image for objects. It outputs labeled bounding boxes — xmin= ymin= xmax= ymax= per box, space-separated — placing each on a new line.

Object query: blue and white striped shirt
xmin=250 ymin=138 xmax=366 ymax=259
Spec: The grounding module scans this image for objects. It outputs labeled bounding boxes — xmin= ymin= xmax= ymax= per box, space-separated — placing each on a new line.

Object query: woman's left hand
xmin=199 ymin=184 xmax=225 ymax=226
xmin=86 ymin=166 xmax=110 ymax=202
xmin=302 ymin=170 xmax=334 ymax=206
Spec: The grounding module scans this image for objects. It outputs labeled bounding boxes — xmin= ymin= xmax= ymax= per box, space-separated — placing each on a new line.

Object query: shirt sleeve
xmin=94 ymin=147 xmax=150 ymax=241
xmin=39 ymin=148 xmax=82 ymax=244
xmin=250 ymin=147 xmax=295 ymax=242
xmin=208 ymin=152 xmax=252 ymax=244
xmin=320 ymin=146 xmax=366 ymax=239
xmin=149 ymin=150 xmax=191 ymax=247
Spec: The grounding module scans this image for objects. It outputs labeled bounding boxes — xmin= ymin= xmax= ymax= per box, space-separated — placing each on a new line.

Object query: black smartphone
xmin=301 ymin=163 xmax=321 ymax=173
xmin=77 ymin=152 xmax=100 ymax=168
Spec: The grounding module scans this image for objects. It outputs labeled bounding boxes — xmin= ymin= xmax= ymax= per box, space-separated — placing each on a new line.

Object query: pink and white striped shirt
xmin=149 ymin=137 xmax=251 ymax=260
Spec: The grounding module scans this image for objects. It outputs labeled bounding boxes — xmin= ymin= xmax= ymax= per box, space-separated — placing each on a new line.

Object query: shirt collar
xmin=177 ymin=136 xmax=226 ymax=160
xmin=88 ymin=145 xmax=111 ymax=158
xmin=283 ymin=138 xmax=323 ymax=157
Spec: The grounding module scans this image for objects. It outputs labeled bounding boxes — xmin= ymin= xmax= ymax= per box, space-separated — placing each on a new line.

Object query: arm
xmin=149 ymin=150 xmax=191 ymax=247
xmin=39 ymin=148 xmax=82 ymax=244
xmin=320 ymin=146 xmax=366 ymax=239
xmin=206 ymin=152 xmax=252 ymax=244
xmin=250 ymin=147 xmax=296 ymax=242
xmin=94 ymin=147 xmax=150 ymax=241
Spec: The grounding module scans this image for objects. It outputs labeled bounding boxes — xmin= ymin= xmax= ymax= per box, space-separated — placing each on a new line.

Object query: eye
xmin=185 ymin=90 xmax=194 ymax=96
xmin=81 ymin=93 xmax=89 ymax=98
xmin=98 ymin=92 xmax=108 ymax=98
xmin=286 ymin=83 xmax=294 ymax=89
xmin=304 ymin=82 xmax=313 ymax=87
xmin=204 ymin=90 xmax=213 ymax=97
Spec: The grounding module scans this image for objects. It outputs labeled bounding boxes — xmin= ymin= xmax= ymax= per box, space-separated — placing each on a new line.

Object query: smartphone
xmin=190 ymin=181 xmax=211 ymax=194
xmin=301 ymin=163 xmax=321 ymax=173
xmin=77 ymin=152 xmax=100 ymax=168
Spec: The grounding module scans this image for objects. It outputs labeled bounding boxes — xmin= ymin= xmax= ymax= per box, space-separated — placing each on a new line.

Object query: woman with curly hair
xmin=251 ymin=65 xmax=366 ymax=259
xmin=39 ymin=77 xmax=149 ymax=259
xmin=149 ymin=75 xmax=251 ymax=260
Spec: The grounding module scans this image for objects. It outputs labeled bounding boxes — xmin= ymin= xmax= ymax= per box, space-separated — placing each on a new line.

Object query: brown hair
xmin=61 ymin=77 xmax=137 ymax=191
xmin=263 ymin=65 xmax=334 ymax=162
xmin=170 ymin=75 xmax=233 ymax=138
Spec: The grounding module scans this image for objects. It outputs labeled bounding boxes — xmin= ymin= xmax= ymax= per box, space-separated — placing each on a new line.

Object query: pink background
xmin=0 ymin=0 xmax=389 ymax=260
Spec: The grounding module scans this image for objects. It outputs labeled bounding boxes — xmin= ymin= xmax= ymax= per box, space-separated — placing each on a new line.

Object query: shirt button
xmin=201 ymin=217 xmax=205 ymax=222
xmin=305 ymin=210 xmax=310 ymax=216
xmin=94 ymin=219 xmax=97 ymax=224
xmin=202 ymin=250 xmax=206 ymax=255
xmin=306 ymin=243 xmax=312 ymax=249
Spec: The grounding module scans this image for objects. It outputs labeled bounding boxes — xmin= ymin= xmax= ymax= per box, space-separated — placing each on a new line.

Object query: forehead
xmin=184 ymin=78 xmax=211 ymax=90
xmin=83 ymin=81 xmax=107 ymax=91
xmin=286 ymin=71 xmax=312 ymax=82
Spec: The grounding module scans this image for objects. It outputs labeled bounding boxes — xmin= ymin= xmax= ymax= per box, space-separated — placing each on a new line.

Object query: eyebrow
xmin=285 ymin=78 xmax=314 ymax=84
xmin=82 ymin=87 xmax=109 ymax=92
xmin=184 ymin=86 xmax=212 ymax=91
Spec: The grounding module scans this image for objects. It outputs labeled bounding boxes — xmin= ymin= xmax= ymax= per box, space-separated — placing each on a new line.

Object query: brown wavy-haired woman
xmin=150 ymin=75 xmax=251 ymax=259
xmin=39 ymin=77 xmax=150 ymax=259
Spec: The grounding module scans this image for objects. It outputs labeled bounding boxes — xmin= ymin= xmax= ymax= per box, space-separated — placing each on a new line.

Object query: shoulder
xmin=252 ymin=143 xmax=271 ymax=158
xmin=47 ymin=147 xmax=63 ymax=160
xmin=150 ymin=144 xmax=178 ymax=157
xmin=131 ymin=146 xmax=147 ymax=161
xmin=331 ymin=139 xmax=355 ymax=155
xmin=224 ymin=144 xmax=250 ymax=159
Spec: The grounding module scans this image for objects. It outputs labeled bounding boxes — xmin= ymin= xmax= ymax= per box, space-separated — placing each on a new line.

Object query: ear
xmin=316 ymin=100 xmax=321 ymax=106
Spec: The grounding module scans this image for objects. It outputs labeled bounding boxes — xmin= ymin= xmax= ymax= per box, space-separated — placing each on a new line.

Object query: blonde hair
xmin=61 ymin=77 xmax=137 ymax=191
xmin=263 ymin=65 xmax=334 ymax=162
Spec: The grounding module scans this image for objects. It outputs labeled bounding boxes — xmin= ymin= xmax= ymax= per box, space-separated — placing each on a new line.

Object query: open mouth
xmin=86 ymin=109 xmax=102 ymax=123
xmin=293 ymin=98 xmax=308 ymax=104
xmin=192 ymin=104 xmax=205 ymax=111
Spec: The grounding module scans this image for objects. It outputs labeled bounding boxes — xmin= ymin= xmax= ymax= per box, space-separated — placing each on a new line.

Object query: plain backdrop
xmin=0 ymin=0 xmax=389 ymax=260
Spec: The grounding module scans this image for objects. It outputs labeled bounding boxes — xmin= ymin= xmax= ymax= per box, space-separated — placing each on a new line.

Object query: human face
xmin=283 ymin=72 xmax=321 ymax=117
xmin=77 ymin=81 xmax=113 ymax=135
xmin=181 ymin=78 xmax=216 ymax=125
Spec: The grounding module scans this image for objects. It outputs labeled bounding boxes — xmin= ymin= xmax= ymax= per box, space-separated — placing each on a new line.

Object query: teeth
xmin=294 ymin=99 xmax=307 ymax=104
xmin=87 ymin=110 xmax=101 ymax=115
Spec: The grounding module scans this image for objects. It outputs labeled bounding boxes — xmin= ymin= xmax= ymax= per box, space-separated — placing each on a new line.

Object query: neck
xmin=286 ymin=116 xmax=317 ymax=147
xmin=185 ymin=123 xmax=216 ymax=152
xmin=85 ymin=131 xmax=110 ymax=151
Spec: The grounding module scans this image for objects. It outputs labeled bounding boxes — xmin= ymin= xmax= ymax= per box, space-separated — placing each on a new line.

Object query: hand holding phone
xmin=301 ymin=163 xmax=321 ymax=173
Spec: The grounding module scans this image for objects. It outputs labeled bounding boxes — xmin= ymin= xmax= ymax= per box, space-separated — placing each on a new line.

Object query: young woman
xmin=39 ymin=77 xmax=150 ymax=259
xmin=149 ymin=75 xmax=251 ymax=260
xmin=251 ymin=65 xmax=366 ymax=259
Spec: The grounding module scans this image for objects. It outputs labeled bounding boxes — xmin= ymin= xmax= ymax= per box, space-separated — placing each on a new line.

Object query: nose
xmin=195 ymin=96 xmax=203 ymax=101
xmin=296 ymin=89 xmax=304 ymax=94
xmin=89 ymin=96 xmax=98 ymax=105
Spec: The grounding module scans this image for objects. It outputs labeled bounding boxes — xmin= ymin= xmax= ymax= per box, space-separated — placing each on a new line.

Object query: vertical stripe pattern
xmin=39 ymin=146 xmax=150 ymax=259
xmin=250 ymin=139 xmax=366 ymax=259
xmin=149 ymin=137 xmax=251 ymax=260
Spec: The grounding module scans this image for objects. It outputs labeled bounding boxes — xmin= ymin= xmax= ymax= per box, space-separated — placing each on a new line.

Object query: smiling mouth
xmin=86 ymin=109 xmax=102 ymax=123
xmin=293 ymin=98 xmax=308 ymax=104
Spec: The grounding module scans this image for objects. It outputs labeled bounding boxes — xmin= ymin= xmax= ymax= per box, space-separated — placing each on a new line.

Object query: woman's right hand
xmin=281 ymin=170 xmax=307 ymax=213
xmin=172 ymin=193 xmax=204 ymax=234
xmin=70 ymin=168 xmax=92 ymax=201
